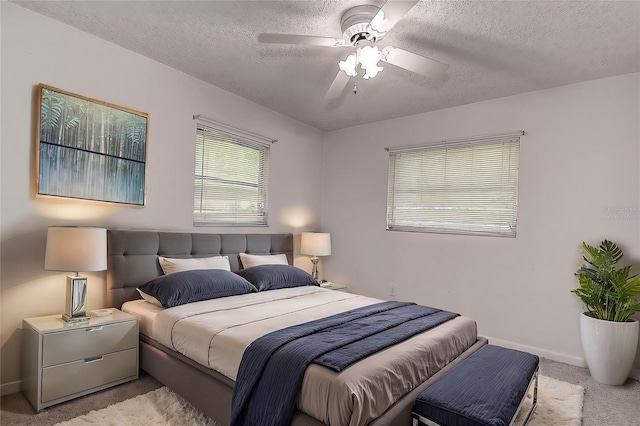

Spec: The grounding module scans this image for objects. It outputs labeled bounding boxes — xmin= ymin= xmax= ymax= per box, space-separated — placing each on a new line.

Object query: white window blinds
xmin=387 ymin=135 xmax=520 ymax=237
xmin=194 ymin=125 xmax=270 ymax=226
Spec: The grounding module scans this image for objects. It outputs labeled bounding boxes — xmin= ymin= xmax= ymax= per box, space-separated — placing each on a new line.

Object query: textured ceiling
xmin=13 ymin=1 xmax=640 ymax=131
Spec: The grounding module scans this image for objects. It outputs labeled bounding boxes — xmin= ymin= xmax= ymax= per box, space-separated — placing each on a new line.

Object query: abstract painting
xmin=37 ymin=84 xmax=148 ymax=205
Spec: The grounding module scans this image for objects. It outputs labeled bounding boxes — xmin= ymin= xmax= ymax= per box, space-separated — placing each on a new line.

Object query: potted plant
xmin=573 ymin=240 xmax=640 ymax=385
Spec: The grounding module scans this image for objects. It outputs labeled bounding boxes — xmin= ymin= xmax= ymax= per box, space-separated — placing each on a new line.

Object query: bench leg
xmin=514 ymin=366 xmax=538 ymax=426
xmin=412 ymin=413 xmax=441 ymax=426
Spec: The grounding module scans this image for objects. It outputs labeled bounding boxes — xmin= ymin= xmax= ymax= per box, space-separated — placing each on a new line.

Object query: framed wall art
xmin=36 ymin=84 xmax=149 ymax=206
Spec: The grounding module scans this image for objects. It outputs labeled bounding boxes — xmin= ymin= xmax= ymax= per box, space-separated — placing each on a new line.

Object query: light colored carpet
xmin=52 ymin=375 xmax=583 ymax=426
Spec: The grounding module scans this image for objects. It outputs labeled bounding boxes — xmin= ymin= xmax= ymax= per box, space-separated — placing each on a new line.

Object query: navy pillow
xmin=236 ymin=264 xmax=319 ymax=291
xmin=138 ymin=269 xmax=256 ymax=308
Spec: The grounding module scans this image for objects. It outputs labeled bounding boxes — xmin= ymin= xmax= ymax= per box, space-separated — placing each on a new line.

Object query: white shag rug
xmin=515 ymin=375 xmax=585 ymax=426
xmin=55 ymin=375 xmax=583 ymax=426
xmin=54 ymin=387 xmax=217 ymax=426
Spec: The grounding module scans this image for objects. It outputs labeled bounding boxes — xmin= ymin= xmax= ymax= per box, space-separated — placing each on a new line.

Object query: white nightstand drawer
xmin=41 ymin=348 xmax=137 ymax=403
xmin=23 ymin=310 xmax=139 ymax=411
xmin=42 ymin=321 xmax=137 ymax=367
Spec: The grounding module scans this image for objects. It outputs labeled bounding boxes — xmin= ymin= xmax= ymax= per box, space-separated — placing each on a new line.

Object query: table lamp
xmin=45 ymin=226 xmax=107 ymax=322
xmin=300 ymin=232 xmax=331 ymax=283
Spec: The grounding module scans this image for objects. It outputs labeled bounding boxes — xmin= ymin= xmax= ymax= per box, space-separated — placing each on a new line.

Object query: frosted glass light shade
xmin=300 ymin=232 xmax=331 ymax=257
xmin=45 ymin=227 xmax=107 ymax=272
xmin=358 ymin=46 xmax=383 ymax=79
xmin=339 ymin=54 xmax=358 ymax=77
xmin=338 ymin=47 xmax=383 ymax=79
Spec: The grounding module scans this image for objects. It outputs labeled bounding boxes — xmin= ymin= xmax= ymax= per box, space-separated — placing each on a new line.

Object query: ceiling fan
xmin=258 ymin=1 xmax=449 ymax=99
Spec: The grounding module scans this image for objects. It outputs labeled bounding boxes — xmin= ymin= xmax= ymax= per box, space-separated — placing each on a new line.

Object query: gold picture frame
xmin=36 ymin=84 xmax=149 ymax=206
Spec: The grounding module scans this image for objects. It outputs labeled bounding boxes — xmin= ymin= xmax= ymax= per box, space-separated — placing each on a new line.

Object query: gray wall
xmin=1 ymin=2 xmax=324 ymax=394
xmin=321 ymin=72 xmax=640 ymax=375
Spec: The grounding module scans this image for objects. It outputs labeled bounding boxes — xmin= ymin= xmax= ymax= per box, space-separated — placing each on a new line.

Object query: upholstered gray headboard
xmin=106 ymin=230 xmax=294 ymax=309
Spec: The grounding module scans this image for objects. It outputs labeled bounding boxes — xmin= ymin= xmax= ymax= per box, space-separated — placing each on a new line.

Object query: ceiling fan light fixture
xmin=362 ymin=66 xmax=383 ymax=80
xmin=358 ymin=46 xmax=384 ymax=79
xmin=337 ymin=45 xmax=384 ymax=79
xmin=338 ymin=54 xmax=358 ymax=77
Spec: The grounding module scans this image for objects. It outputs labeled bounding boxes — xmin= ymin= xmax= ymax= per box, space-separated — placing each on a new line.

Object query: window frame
xmin=386 ymin=133 xmax=521 ymax=238
xmin=193 ymin=123 xmax=271 ymax=227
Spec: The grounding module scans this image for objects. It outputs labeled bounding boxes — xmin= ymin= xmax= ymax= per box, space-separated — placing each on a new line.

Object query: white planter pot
xmin=580 ymin=313 xmax=639 ymax=385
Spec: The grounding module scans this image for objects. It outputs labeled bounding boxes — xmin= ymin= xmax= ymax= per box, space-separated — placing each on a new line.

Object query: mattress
xmin=122 ymin=299 xmax=163 ymax=337
xmin=123 ymin=286 xmax=477 ymax=426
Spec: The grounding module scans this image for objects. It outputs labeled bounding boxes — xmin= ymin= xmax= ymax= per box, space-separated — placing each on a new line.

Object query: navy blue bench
xmin=412 ymin=345 xmax=539 ymax=426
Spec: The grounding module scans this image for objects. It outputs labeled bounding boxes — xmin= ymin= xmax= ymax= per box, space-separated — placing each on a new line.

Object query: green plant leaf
xmin=573 ymin=240 xmax=640 ymax=322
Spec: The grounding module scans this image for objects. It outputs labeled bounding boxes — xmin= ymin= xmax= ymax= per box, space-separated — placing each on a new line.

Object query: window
xmin=194 ymin=125 xmax=270 ymax=226
xmin=386 ymin=134 xmax=520 ymax=237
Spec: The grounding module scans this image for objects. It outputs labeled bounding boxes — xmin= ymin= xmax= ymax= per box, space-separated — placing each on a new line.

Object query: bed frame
xmin=106 ymin=230 xmax=487 ymax=426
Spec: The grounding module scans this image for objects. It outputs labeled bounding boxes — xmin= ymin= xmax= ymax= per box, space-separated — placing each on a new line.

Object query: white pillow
xmin=158 ymin=255 xmax=231 ymax=274
xmin=239 ymin=253 xmax=289 ymax=269
xmin=137 ymin=288 xmax=163 ymax=307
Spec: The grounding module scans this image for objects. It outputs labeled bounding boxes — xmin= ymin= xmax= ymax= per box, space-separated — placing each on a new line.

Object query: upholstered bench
xmin=412 ymin=345 xmax=539 ymax=426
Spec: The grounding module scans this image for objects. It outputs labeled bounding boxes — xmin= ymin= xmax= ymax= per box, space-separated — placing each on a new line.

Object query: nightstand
xmin=21 ymin=309 xmax=138 ymax=411
xmin=322 ymin=283 xmax=348 ymax=292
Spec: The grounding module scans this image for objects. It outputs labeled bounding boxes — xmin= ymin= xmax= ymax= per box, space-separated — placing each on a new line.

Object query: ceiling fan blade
xmin=381 ymin=46 xmax=449 ymax=78
xmin=370 ymin=1 xmax=419 ymax=34
xmin=258 ymin=33 xmax=346 ymax=47
xmin=325 ymin=71 xmax=351 ymax=100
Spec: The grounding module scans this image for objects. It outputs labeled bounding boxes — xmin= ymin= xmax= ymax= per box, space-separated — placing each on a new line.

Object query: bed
xmin=107 ymin=230 xmax=487 ymax=426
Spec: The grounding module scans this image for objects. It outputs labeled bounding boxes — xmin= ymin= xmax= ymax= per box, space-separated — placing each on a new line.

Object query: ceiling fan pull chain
xmin=353 ymin=47 xmax=359 ymax=94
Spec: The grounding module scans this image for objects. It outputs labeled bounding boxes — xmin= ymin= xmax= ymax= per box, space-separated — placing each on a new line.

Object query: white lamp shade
xmin=300 ymin=232 xmax=331 ymax=256
xmin=45 ymin=227 xmax=107 ymax=272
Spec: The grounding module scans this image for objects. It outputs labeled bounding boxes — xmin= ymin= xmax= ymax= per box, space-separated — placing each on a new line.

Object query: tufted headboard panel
xmin=106 ymin=230 xmax=294 ymax=308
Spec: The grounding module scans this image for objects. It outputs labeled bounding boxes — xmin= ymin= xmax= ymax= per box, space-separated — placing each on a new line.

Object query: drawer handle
xmin=84 ymin=355 xmax=104 ymax=363
xmin=85 ymin=326 xmax=104 ymax=332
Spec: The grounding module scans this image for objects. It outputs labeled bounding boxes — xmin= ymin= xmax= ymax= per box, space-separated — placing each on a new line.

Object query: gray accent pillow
xmin=236 ymin=264 xmax=318 ymax=291
xmin=138 ymin=269 xmax=256 ymax=308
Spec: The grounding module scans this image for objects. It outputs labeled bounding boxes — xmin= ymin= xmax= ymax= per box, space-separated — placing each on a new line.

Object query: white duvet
xmin=152 ymin=286 xmax=374 ymax=380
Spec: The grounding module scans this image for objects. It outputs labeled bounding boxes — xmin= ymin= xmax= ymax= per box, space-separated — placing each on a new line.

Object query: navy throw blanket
xmin=230 ymin=301 xmax=459 ymax=426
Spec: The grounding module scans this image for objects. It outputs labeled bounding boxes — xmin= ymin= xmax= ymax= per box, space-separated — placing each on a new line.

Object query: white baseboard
xmin=482 ymin=335 xmax=588 ymax=367
xmin=1 ymin=380 xmax=21 ymax=396
xmin=483 ymin=335 xmax=640 ymax=382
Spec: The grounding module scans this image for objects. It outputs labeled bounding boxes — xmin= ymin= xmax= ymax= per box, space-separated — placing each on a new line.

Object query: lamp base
xmin=62 ymin=313 xmax=91 ymax=323
xmin=310 ymin=257 xmax=320 ymax=284
xmin=64 ymin=275 xmax=88 ymax=322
